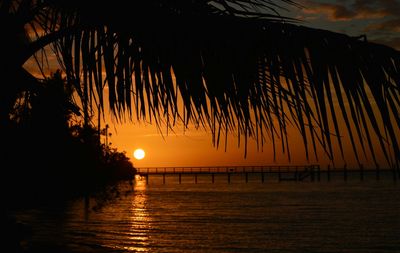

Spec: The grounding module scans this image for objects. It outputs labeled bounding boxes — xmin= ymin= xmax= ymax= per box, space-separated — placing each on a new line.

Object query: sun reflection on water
xmin=122 ymin=176 xmax=151 ymax=252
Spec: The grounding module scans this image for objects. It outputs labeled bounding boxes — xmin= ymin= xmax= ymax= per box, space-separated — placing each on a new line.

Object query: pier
xmin=136 ymin=165 xmax=321 ymax=184
xmin=136 ymin=165 xmax=398 ymax=184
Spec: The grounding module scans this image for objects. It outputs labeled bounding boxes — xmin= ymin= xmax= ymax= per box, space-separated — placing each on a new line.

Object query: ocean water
xmin=16 ymin=174 xmax=400 ymax=253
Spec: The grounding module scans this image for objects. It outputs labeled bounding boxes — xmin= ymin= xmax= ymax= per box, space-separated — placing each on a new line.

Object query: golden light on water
xmin=126 ymin=180 xmax=150 ymax=252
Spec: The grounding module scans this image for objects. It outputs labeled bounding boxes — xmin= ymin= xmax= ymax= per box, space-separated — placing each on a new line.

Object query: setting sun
xmin=133 ymin=148 xmax=146 ymax=160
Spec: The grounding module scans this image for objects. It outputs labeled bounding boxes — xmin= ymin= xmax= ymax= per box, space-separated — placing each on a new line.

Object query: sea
xmin=15 ymin=173 xmax=400 ymax=253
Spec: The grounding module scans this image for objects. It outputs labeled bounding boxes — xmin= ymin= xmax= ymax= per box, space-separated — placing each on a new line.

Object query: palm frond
xmin=26 ymin=0 xmax=400 ymax=168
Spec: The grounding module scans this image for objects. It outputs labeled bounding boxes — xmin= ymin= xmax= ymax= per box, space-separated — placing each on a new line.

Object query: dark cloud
xmin=366 ymin=18 xmax=400 ymax=33
xmin=299 ymin=0 xmax=400 ymax=49
xmin=301 ymin=0 xmax=398 ymax=20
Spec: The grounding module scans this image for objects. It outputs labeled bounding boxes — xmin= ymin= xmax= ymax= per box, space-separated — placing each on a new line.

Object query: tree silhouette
xmin=1 ymin=0 xmax=400 ymax=171
xmin=5 ymin=70 xmax=135 ymax=204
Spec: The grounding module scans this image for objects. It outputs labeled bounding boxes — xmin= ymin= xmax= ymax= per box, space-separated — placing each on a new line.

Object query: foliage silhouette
xmin=4 ymin=71 xmax=135 ymax=208
xmin=0 ymin=0 xmax=399 ymax=170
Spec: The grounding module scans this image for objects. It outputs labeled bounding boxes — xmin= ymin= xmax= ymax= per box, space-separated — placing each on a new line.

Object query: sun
xmin=133 ymin=148 xmax=146 ymax=160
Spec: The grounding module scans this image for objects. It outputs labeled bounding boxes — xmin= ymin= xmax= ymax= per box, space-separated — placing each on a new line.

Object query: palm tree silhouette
xmin=1 ymin=0 xmax=399 ymax=173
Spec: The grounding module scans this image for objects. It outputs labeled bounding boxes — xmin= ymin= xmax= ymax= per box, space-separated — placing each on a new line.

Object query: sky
xmin=108 ymin=0 xmax=400 ymax=169
xmin=25 ymin=0 xmax=400 ymax=169
xmin=294 ymin=0 xmax=400 ymax=49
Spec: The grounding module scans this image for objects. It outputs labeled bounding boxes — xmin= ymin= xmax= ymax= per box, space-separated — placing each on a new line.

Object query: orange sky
xmin=23 ymin=51 xmax=392 ymax=170
xmin=103 ymin=110 xmax=387 ymax=169
xmin=107 ymin=119 xmax=320 ymax=168
xmin=110 ymin=0 xmax=400 ymax=169
xmin=22 ymin=0 xmax=400 ymax=169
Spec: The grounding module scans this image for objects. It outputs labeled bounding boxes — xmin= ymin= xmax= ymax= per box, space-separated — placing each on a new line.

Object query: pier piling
xmin=133 ymin=165 xmax=394 ymax=185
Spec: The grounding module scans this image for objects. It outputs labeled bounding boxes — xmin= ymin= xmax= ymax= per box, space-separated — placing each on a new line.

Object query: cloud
xmin=301 ymin=0 xmax=399 ymax=21
xmin=297 ymin=0 xmax=400 ymax=49
xmin=366 ymin=18 xmax=400 ymax=33
xmin=301 ymin=2 xmax=358 ymax=21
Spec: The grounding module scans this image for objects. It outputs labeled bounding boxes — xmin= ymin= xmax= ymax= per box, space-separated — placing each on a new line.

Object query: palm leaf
xmin=18 ymin=0 xmax=400 ymax=169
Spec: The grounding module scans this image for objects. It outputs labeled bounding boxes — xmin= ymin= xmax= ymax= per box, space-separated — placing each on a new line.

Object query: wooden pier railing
xmin=136 ymin=165 xmax=321 ymax=184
